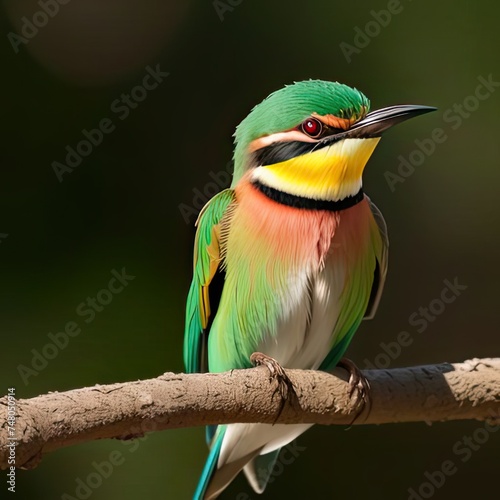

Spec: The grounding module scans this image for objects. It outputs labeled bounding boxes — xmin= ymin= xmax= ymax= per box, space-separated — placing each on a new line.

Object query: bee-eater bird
xmin=184 ymin=79 xmax=435 ymax=499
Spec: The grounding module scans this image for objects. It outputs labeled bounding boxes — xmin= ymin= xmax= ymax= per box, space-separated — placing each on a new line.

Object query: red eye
xmin=301 ymin=118 xmax=323 ymax=138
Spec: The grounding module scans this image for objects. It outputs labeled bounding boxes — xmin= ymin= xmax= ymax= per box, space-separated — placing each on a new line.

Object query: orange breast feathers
xmin=232 ymin=178 xmax=339 ymax=271
xmin=232 ymin=177 xmax=376 ymax=273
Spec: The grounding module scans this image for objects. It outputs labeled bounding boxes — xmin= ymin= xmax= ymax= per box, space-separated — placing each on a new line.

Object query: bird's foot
xmin=250 ymin=352 xmax=295 ymax=416
xmin=337 ymin=357 xmax=371 ymax=424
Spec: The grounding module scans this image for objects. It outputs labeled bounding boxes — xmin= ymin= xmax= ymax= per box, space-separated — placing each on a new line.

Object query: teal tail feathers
xmin=193 ymin=426 xmax=227 ymax=500
xmin=194 ymin=425 xmax=276 ymax=499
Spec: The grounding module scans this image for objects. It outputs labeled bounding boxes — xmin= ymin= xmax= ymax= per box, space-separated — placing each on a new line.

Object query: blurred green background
xmin=1 ymin=0 xmax=499 ymax=498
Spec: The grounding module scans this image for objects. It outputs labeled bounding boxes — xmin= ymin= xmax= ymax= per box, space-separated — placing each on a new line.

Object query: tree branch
xmin=2 ymin=358 xmax=500 ymax=470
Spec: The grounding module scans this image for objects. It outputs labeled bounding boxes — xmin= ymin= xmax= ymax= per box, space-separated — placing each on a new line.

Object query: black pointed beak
xmin=345 ymin=104 xmax=437 ymax=138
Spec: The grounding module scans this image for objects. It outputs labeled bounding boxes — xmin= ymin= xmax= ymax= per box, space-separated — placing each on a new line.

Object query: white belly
xmin=256 ymin=250 xmax=347 ymax=370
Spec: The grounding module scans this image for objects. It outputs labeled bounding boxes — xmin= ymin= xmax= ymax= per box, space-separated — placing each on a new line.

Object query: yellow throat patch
xmin=251 ymin=137 xmax=380 ymax=201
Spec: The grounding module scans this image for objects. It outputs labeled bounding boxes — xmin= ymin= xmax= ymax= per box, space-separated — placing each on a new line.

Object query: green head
xmin=231 ymin=79 xmax=435 ymax=202
xmin=232 ymin=80 xmax=370 ymax=183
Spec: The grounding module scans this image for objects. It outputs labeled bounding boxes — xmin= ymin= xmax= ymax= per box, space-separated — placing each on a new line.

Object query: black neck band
xmin=252 ymin=181 xmax=364 ymax=212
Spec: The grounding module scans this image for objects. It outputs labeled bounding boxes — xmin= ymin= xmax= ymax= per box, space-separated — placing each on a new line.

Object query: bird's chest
xmin=227 ymin=182 xmax=373 ymax=278
xmin=226 ymin=182 xmax=375 ymax=321
xmin=211 ymin=183 xmax=376 ymax=371
xmin=228 ymin=183 xmax=339 ymax=274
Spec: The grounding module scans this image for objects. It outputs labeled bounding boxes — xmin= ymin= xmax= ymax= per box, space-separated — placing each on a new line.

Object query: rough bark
xmin=1 ymin=358 xmax=500 ymax=471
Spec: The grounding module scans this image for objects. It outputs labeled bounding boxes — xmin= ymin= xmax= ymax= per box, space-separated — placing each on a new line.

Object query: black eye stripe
xmin=253 ymin=141 xmax=317 ymax=166
xmin=253 ymin=131 xmax=346 ymax=166
xmin=251 ymin=117 xmax=351 ymax=167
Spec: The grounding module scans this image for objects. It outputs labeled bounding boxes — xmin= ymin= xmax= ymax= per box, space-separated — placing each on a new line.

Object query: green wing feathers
xmin=184 ymin=189 xmax=236 ymax=374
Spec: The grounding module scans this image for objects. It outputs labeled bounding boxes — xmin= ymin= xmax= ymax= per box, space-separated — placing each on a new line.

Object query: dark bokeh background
xmin=2 ymin=0 xmax=499 ymax=499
